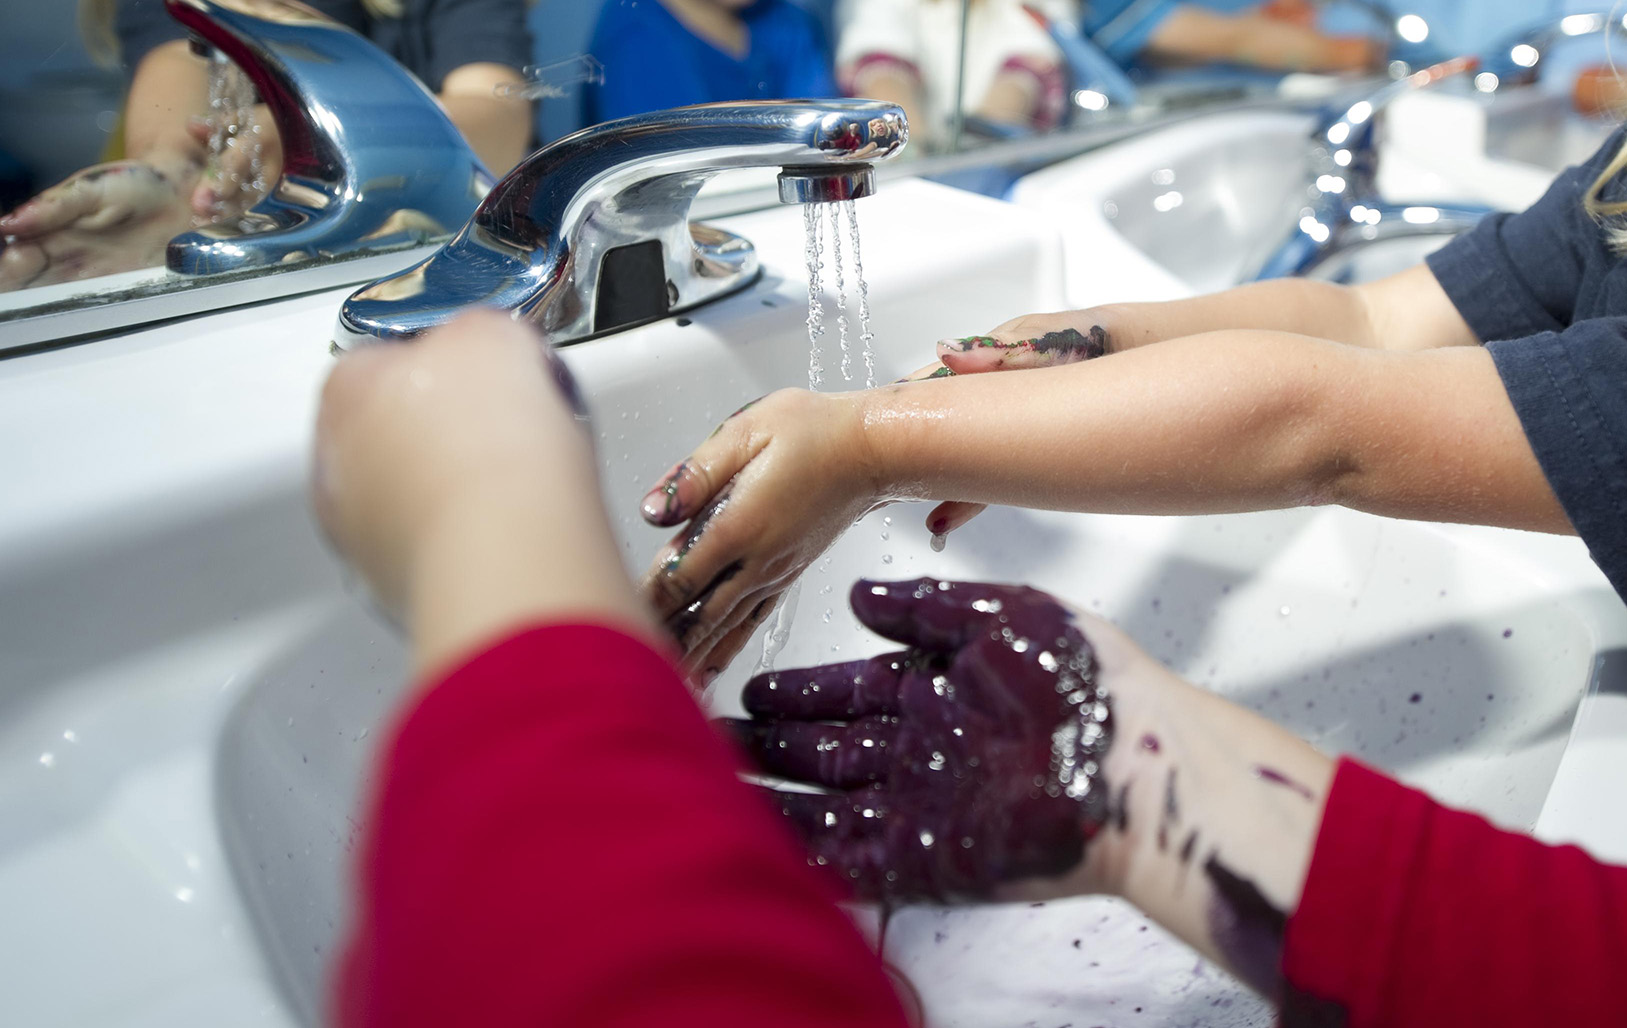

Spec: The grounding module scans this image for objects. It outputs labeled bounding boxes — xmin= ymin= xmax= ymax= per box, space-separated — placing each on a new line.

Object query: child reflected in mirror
xmin=582 ymin=0 xmax=838 ymax=124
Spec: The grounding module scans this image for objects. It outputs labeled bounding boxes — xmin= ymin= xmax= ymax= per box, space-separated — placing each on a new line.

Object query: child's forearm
xmin=1083 ymin=279 xmax=1380 ymax=354
xmin=1035 ymin=630 xmax=1333 ymax=998
xmin=865 ymin=329 xmax=1569 ymax=532
xmin=982 ymin=267 xmax=1482 ymax=364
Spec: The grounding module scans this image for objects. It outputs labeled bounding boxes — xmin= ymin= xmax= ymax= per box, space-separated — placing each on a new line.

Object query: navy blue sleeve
xmin=419 ymin=0 xmax=531 ymax=92
xmin=1488 ymin=319 xmax=1627 ymax=599
xmin=1427 ymin=126 xmax=1627 ymax=342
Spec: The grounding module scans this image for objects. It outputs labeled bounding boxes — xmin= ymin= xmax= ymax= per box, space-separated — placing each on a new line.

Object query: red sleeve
xmin=335 ymin=623 xmax=908 ymax=1028
xmin=1282 ymin=757 xmax=1627 ymax=1027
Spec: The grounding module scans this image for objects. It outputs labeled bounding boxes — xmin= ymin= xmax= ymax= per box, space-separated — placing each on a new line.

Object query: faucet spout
xmin=336 ymin=99 xmax=907 ymax=348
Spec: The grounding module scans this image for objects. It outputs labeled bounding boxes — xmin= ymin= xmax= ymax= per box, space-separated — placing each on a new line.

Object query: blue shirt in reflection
xmin=583 ymin=0 xmax=837 ymax=125
xmin=1079 ymin=0 xmax=1181 ymax=65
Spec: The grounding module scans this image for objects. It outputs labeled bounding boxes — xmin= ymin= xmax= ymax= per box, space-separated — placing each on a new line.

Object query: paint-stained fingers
xmin=755 ymin=785 xmax=894 ymax=896
xmin=891 ymin=359 xmax=957 ymax=384
xmin=741 ymin=653 xmax=908 ymax=720
xmin=641 ymin=480 xmax=746 ymax=623
xmin=936 ymin=324 xmax=1108 ymax=374
xmin=683 ymin=588 xmax=781 ymax=680
xmin=662 ymin=558 xmax=746 ymax=652
xmin=0 ymin=241 xmax=48 ymax=291
xmin=639 ymin=457 xmax=718 ymax=528
xmin=925 ymin=499 xmax=987 ymax=538
xmin=0 ymin=179 xmax=105 ymax=237
xmin=721 ymin=714 xmax=899 ymax=788
xmin=638 ymin=395 xmax=769 ymax=529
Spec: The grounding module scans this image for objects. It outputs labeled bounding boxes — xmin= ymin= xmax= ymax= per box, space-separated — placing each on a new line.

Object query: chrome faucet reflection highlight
xmin=1253 ymin=56 xmax=1490 ymax=281
xmin=164 ymin=0 xmax=491 ymax=276
xmin=1476 ymin=11 xmax=1627 ymax=91
xmin=335 ymin=99 xmax=907 ymax=348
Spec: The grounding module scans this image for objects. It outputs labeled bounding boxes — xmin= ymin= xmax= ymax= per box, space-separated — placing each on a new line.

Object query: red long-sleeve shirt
xmin=335 ymin=623 xmax=908 ymax=1027
xmin=1282 ymin=757 xmax=1627 ymax=1025
xmin=338 ymin=625 xmax=1627 ymax=1027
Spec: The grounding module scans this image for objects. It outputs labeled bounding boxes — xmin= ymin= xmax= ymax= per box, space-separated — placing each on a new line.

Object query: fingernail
xmin=938 ymin=335 xmax=1006 ymax=352
xmin=640 ymin=460 xmax=689 ymax=525
xmin=703 ymin=668 xmax=720 ymax=687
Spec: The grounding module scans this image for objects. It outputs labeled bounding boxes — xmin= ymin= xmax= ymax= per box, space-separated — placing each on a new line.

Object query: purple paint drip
xmin=1252 ymin=766 xmax=1315 ymax=801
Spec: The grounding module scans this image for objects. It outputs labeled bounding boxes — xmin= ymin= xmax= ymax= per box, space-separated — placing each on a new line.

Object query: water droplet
xmin=930 ymin=532 xmax=947 ymax=552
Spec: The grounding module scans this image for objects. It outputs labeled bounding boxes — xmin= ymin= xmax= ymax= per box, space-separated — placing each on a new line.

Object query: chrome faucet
xmin=1479 ymin=11 xmax=1627 ymax=89
xmin=1252 ymin=56 xmax=1491 ymax=281
xmin=164 ymin=0 xmax=491 ymax=276
xmin=335 ymin=99 xmax=907 ymax=348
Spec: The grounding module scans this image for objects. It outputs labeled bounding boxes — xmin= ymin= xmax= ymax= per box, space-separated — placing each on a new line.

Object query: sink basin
xmin=4 ymin=162 xmax=1627 ymax=1028
xmin=222 ymin=502 xmax=1624 ymax=1028
xmin=1010 ymin=93 xmax=1596 ymax=302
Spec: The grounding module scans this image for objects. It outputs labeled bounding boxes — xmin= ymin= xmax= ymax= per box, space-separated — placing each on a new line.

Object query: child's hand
xmin=636 ymin=388 xmax=882 ymax=678
xmin=919 ymin=314 xmax=1110 ymax=537
xmin=314 ymin=309 xmax=643 ymax=671
xmin=721 ymin=577 xmax=1121 ymax=903
xmin=0 ymin=160 xmax=196 ymax=290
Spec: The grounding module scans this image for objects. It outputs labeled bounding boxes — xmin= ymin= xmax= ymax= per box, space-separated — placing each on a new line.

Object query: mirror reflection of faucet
xmin=334 ymin=99 xmax=907 ymax=349
xmin=162 ymin=0 xmax=492 ymax=277
xmin=1475 ymin=11 xmax=1627 ymax=93
xmin=1253 ymin=56 xmax=1492 ymax=281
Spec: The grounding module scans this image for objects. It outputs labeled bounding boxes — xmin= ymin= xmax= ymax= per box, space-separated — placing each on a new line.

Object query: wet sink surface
xmin=5 ymin=165 xmax=1626 ymax=1027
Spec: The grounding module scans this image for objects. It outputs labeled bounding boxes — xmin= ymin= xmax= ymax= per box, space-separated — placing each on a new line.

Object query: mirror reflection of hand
xmin=721 ymin=577 xmax=1114 ymax=903
xmin=0 ymin=160 xmax=197 ymax=292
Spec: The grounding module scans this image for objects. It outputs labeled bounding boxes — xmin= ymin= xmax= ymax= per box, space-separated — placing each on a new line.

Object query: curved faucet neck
xmin=338 ymin=99 xmax=908 ymax=347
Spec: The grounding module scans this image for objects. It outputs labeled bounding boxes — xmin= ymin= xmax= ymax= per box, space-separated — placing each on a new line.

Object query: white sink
xmin=1010 ymin=93 xmax=1596 ymax=303
xmin=4 ymin=167 xmax=1627 ymax=1028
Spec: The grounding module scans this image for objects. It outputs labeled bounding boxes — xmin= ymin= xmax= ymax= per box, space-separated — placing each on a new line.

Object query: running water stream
xmin=758 ymin=197 xmax=880 ymax=672
xmin=202 ymin=55 xmax=270 ymax=228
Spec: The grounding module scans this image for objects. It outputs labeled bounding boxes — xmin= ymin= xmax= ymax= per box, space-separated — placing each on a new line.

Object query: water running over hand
xmin=760 ymin=200 xmax=878 ymax=673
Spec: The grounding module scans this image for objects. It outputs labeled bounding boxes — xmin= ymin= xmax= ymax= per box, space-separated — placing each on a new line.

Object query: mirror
xmin=1 ymin=0 xmax=1623 ymax=347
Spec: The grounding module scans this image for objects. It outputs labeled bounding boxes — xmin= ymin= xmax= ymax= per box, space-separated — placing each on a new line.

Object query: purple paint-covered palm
xmin=723 ymin=578 xmax=1115 ymax=902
